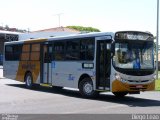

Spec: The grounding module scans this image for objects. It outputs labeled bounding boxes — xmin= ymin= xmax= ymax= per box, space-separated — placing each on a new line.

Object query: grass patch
xmin=155 ymin=79 xmax=160 ymax=91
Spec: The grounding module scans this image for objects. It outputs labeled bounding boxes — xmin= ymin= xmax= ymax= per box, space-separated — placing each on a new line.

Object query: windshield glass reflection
xmin=113 ymin=41 xmax=154 ymax=69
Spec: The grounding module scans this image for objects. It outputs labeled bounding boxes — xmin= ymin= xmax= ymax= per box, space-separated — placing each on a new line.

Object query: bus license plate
xmin=136 ymin=85 xmax=143 ymax=88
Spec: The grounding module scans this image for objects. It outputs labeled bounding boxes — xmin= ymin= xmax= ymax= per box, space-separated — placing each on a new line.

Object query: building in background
xmin=19 ymin=27 xmax=80 ymax=40
xmin=0 ymin=30 xmax=20 ymax=65
xmin=32 ymin=27 xmax=80 ymax=33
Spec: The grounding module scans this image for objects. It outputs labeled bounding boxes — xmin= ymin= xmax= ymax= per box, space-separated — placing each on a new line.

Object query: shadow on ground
xmin=7 ymin=83 xmax=160 ymax=107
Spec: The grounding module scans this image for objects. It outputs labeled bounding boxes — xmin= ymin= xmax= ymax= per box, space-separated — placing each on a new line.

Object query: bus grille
xmin=127 ymin=80 xmax=149 ymax=83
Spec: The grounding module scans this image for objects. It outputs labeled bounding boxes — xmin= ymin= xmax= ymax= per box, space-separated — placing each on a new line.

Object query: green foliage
xmin=155 ymin=79 xmax=160 ymax=91
xmin=66 ymin=26 xmax=100 ymax=32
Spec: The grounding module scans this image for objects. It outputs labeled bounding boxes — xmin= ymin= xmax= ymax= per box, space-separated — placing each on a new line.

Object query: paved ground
xmin=0 ymin=66 xmax=3 ymax=78
xmin=0 ymin=68 xmax=160 ymax=114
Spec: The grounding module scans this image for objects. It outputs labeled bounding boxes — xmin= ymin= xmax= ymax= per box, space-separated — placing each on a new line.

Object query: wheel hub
xmin=84 ymin=83 xmax=93 ymax=94
xmin=26 ymin=76 xmax=32 ymax=86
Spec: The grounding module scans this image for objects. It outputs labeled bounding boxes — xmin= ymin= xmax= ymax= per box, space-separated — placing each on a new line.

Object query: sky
xmin=0 ymin=0 xmax=158 ymax=36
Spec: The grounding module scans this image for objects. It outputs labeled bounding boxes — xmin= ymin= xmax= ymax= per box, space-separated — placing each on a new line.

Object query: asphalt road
xmin=0 ymin=76 xmax=160 ymax=114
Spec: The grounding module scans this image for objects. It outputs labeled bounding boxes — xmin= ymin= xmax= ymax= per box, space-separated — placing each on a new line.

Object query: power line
xmin=156 ymin=0 xmax=159 ymax=79
xmin=53 ymin=13 xmax=63 ymax=27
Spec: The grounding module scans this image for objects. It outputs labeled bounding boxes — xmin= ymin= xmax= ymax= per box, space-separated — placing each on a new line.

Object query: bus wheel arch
xmin=78 ymin=74 xmax=90 ymax=88
xmin=24 ymin=71 xmax=33 ymax=89
xmin=78 ymin=74 xmax=98 ymax=98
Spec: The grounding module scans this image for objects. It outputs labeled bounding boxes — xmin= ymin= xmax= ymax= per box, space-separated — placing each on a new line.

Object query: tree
xmin=66 ymin=26 xmax=100 ymax=32
xmin=4 ymin=25 xmax=9 ymax=30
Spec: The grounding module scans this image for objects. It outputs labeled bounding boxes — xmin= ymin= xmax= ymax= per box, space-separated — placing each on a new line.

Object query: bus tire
xmin=113 ymin=92 xmax=128 ymax=97
xmin=79 ymin=78 xmax=98 ymax=98
xmin=25 ymin=72 xmax=33 ymax=89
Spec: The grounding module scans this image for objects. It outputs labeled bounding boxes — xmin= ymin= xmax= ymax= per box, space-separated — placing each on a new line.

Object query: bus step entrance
xmin=98 ymin=77 xmax=110 ymax=89
xmin=40 ymin=83 xmax=52 ymax=87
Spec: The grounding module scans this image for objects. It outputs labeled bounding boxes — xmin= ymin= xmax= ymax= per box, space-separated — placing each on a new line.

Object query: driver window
xmin=115 ymin=43 xmax=128 ymax=63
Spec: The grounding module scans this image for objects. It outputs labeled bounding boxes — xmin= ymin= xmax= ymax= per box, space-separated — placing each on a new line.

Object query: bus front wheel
xmin=79 ymin=78 xmax=98 ymax=98
xmin=25 ymin=72 xmax=33 ymax=89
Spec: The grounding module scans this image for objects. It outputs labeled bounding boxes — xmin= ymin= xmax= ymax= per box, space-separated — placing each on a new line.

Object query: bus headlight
xmin=121 ymin=79 xmax=127 ymax=83
xmin=151 ymin=77 xmax=155 ymax=81
xmin=115 ymin=73 xmax=121 ymax=80
xmin=115 ymin=73 xmax=127 ymax=83
xmin=153 ymin=75 xmax=156 ymax=80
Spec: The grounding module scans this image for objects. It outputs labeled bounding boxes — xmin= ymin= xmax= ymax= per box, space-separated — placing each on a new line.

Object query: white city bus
xmin=3 ymin=31 xmax=155 ymax=98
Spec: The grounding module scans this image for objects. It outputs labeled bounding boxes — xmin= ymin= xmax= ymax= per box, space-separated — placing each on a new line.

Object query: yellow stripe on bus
xmin=15 ymin=38 xmax=47 ymax=83
xmin=40 ymin=84 xmax=52 ymax=87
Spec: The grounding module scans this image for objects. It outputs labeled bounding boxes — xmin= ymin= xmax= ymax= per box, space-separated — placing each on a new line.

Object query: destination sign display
xmin=115 ymin=31 xmax=153 ymax=41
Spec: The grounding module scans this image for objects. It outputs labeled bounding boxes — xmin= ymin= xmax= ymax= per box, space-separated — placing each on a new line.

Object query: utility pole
xmin=53 ymin=13 xmax=63 ymax=27
xmin=156 ymin=0 xmax=159 ymax=79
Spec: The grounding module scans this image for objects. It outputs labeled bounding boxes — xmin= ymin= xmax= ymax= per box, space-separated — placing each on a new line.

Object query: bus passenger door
xmin=96 ymin=40 xmax=111 ymax=90
xmin=40 ymin=43 xmax=52 ymax=84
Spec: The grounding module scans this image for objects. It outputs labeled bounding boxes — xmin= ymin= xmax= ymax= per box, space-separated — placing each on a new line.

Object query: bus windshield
xmin=113 ymin=41 xmax=154 ymax=70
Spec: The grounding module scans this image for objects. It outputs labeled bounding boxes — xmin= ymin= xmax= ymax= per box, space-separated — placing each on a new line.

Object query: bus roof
xmin=5 ymin=32 xmax=114 ymax=45
xmin=4 ymin=31 xmax=153 ymax=45
xmin=48 ymin=32 xmax=114 ymax=41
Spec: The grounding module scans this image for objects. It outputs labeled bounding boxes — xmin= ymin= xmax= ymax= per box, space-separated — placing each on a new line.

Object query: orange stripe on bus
xmin=15 ymin=38 xmax=47 ymax=83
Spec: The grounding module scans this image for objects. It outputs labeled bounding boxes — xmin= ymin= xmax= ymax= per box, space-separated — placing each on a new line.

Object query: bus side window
xmin=80 ymin=40 xmax=86 ymax=60
xmin=54 ymin=41 xmax=65 ymax=60
xmin=31 ymin=44 xmax=40 ymax=61
xmin=21 ymin=44 xmax=30 ymax=61
xmin=80 ymin=38 xmax=95 ymax=60
xmin=5 ymin=45 xmax=22 ymax=61
xmin=66 ymin=40 xmax=80 ymax=60
xmin=86 ymin=39 xmax=94 ymax=60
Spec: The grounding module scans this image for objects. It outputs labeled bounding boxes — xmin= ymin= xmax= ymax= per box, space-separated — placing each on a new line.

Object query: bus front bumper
xmin=112 ymin=80 xmax=155 ymax=92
